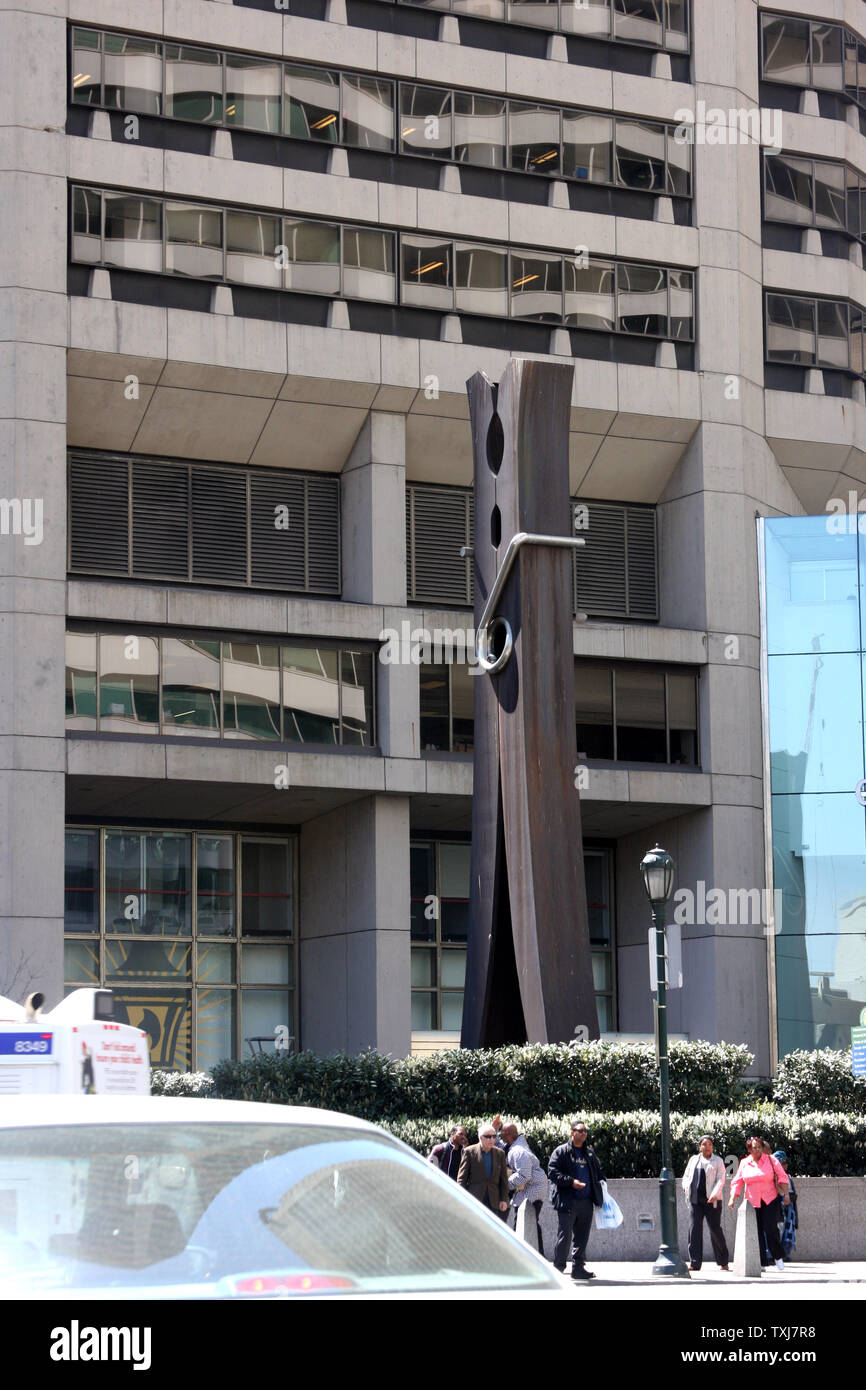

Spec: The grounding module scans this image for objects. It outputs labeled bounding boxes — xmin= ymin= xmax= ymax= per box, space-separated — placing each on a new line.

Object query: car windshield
xmin=0 ymin=1122 xmax=557 ymax=1296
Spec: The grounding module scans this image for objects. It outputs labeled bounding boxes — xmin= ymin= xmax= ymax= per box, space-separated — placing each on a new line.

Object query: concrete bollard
xmin=516 ymin=1201 xmax=540 ymax=1253
xmin=732 ymin=1200 xmax=762 ymax=1276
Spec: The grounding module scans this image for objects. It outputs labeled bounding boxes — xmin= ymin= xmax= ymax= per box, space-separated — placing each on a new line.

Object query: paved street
xmin=562 ymin=1261 xmax=866 ymax=1298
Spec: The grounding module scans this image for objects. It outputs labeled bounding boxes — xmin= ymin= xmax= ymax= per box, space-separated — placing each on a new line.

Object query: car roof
xmin=0 ymin=1095 xmax=388 ymax=1132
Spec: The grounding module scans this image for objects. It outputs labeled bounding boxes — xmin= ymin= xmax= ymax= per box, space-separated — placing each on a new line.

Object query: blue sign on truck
xmin=0 ymin=1031 xmax=53 ymax=1055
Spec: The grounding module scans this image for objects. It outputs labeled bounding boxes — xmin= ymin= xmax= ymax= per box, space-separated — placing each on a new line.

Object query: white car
xmin=0 ymin=1096 xmax=571 ymax=1299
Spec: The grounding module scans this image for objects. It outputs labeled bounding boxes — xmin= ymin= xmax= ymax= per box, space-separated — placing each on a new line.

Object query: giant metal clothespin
xmin=460 ymin=359 xmax=600 ymax=1047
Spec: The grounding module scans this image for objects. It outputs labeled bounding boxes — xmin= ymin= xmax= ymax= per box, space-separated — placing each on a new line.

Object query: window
xmin=419 ymin=663 xmax=475 ymax=751
xmin=762 ymin=15 xmax=811 ymax=86
xmin=564 ymin=259 xmax=616 ymax=331
xmin=765 ymin=154 xmax=813 ymax=225
xmin=563 ymin=111 xmax=613 ymax=184
xmin=284 ymin=63 xmax=339 ymax=141
xmin=455 ymin=243 xmax=508 ymax=317
xmin=71 ymin=28 xmax=101 ymax=106
xmin=585 ymin=849 xmax=615 ymax=1030
xmin=766 ymin=294 xmax=816 ymax=364
xmin=341 ymin=75 xmax=394 ymax=151
xmin=614 ymin=0 xmax=663 ymax=48
xmin=575 ymin=664 xmax=614 ymax=759
xmin=811 ymin=22 xmax=844 ymax=91
xmin=507 ymin=0 xmax=557 ymax=29
xmin=341 ymin=227 xmax=396 ymax=302
xmin=615 ymin=119 xmax=665 ymax=191
xmin=400 ymin=85 xmax=453 ymax=158
xmin=401 ymin=235 xmax=454 ymax=311
xmin=817 ymin=300 xmax=849 ymax=369
xmin=165 ymin=44 xmax=223 ymax=123
xmin=616 ymin=261 xmax=668 ymax=336
xmin=283 ymin=218 xmax=341 ymax=296
xmin=612 ymin=665 xmax=667 ymax=762
xmin=454 ymin=92 xmax=507 ymax=168
xmin=226 ymin=211 xmax=282 ymax=288
xmin=103 ymin=195 xmax=162 ymax=273
xmin=575 ymin=661 xmax=699 ymax=764
xmin=508 ymin=102 xmax=561 ymax=175
xmin=66 ymin=629 xmax=376 ymax=747
xmin=225 ymin=53 xmax=281 ymax=133
xmin=103 ymin=33 xmax=162 ymax=114
xmin=562 ymin=0 xmax=612 ymax=38
xmin=71 ymin=187 xmax=102 ymax=263
xmin=814 ymin=161 xmax=847 ymax=231
xmin=64 ymin=829 xmax=296 ymax=1070
xmin=510 ymin=250 xmax=563 ymax=321
xmin=165 ymin=203 xmax=223 ymax=279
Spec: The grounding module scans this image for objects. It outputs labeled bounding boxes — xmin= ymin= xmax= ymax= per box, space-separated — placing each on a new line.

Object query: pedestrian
xmin=427 ymin=1124 xmax=468 ymax=1180
xmin=681 ymin=1134 xmax=729 ymax=1271
xmin=500 ymin=1121 xmax=548 ymax=1253
xmin=772 ymin=1150 xmax=798 ymax=1262
xmin=457 ymin=1123 xmax=510 ymax=1219
xmin=547 ymin=1119 xmax=605 ymax=1280
xmin=728 ymin=1135 xmax=789 ymax=1270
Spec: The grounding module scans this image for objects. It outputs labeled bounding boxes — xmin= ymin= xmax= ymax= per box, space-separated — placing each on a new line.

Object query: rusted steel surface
xmin=461 ymin=360 xmax=599 ymax=1047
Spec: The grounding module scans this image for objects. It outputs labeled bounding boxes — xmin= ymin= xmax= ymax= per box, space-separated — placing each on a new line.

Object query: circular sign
xmin=857 ymin=779 xmax=866 ymax=807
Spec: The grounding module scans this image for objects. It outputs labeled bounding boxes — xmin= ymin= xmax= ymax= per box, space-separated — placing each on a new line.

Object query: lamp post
xmin=640 ymin=845 xmax=690 ymax=1279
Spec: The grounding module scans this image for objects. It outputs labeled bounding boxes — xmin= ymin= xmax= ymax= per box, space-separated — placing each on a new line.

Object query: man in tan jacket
xmin=457 ymin=1123 xmax=510 ymax=1219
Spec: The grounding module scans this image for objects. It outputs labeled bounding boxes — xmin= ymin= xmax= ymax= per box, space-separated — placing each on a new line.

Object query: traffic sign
xmin=648 ymin=922 xmax=682 ymax=992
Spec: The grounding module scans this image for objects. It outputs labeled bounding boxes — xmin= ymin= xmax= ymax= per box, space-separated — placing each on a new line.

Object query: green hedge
xmin=775 ymin=1048 xmax=866 ymax=1116
xmin=382 ymin=1109 xmax=866 ymax=1177
xmin=157 ymin=1040 xmax=753 ymax=1117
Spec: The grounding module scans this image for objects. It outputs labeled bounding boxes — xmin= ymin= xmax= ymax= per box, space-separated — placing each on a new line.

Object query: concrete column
xmin=0 ymin=4 xmax=68 ymax=1008
xmin=299 ymin=795 xmax=411 ymax=1055
xmin=341 ymin=411 xmax=407 ymax=606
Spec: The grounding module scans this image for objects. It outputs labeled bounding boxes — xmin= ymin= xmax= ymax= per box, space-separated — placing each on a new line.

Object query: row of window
xmin=409 ymin=842 xmax=616 ymax=1032
xmin=65 ymin=828 xmax=295 ymax=1071
xmin=71 ymin=186 xmax=696 ymax=337
xmin=420 ymin=658 xmax=699 ymax=763
xmin=68 ymin=453 xmax=340 ymax=595
xmin=71 ymin=28 xmax=691 ymax=196
xmin=66 ymin=632 xmax=376 ymax=748
xmin=378 ymin=0 xmax=688 ymax=49
xmin=766 ymin=292 xmax=866 ymax=374
xmin=764 ymin=152 xmax=866 ymax=243
xmin=761 ymin=12 xmax=866 ymax=107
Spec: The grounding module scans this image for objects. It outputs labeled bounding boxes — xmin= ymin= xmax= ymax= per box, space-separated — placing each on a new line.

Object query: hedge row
xmin=775 ymin=1048 xmax=866 ymax=1115
xmin=156 ymin=1040 xmax=754 ymax=1117
xmin=380 ymin=1109 xmax=866 ymax=1177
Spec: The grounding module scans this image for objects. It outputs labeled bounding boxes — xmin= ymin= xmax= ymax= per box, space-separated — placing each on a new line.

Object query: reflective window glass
xmin=196 ymin=989 xmax=235 ymax=1070
xmin=509 ymin=102 xmax=561 ymax=175
xmin=563 ymin=259 xmax=615 ymax=331
xmin=667 ymin=670 xmax=697 ymax=764
xmin=165 ymin=44 xmax=223 ymax=123
xmin=105 ymin=831 xmax=192 ymax=937
xmin=846 ymin=167 xmax=861 ymax=241
xmin=341 ymin=76 xmax=394 ymax=151
xmin=441 ymin=991 xmax=464 ymax=1031
xmin=508 ymin=0 xmax=558 ymax=29
xmin=225 ymin=54 xmax=281 ymax=133
xmin=769 ymin=654 xmax=863 ymax=793
xmin=510 ymin=251 xmax=563 ymax=322
xmin=665 ymin=127 xmax=691 ymax=195
xmin=241 ymin=944 xmax=292 ymax=984
xmin=342 ymin=227 xmax=396 ymax=302
xmin=399 ymin=85 xmax=452 ymax=158
xmin=439 ymin=843 xmax=471 ymax=942
xmin=113 ymin=989 xmax=191 ymax=1069
xmin=766 ymin=294 xmax=816 ymax=364
xmin=561 ymin=0 xmax=612 ymax=39
xmin=845 ymin=33 xmax=858 ymax=102
xmin=340 ymin=650 xmax=375 ymax=746
xmin=99 ymin=633 xmax=159 ymax=734
xmin=817 ymin=300 xmax=849 ymax=369
xmin=761 ymin=15 xmax=810 ymax=84
xmin=282 ymin=218 xmax=340 ymax=296
xmin=103 ymin=34 xmax=162 ymax=114
xmin=65 ymin=939 xmax=99 ymax=984
xmin=453 ymin=0 xmax=506 ymax=17
xmin=410 ymin=842 xmax=436 ymax=941
xmin=103 ymin=195 xmax=163 ymax=273
xmin=814 ymin=161 xmax=847 ymax=231
xmin=241 ymin=838 xmax=293 ymax=936
xmin=664 ymin=0 xmax=688 ymax=51
xmin=592 ymin=951 xmax=611 ymax=992
xmin=455 ymin=243 xmax=508 ymax=316
xmin=585 ymin=851 xmax=612 ymax=946
xmin=851 ymin=306 xmax=864 ymax=376
xmin=451 ymin=664 xmax=474 ymax=752
xmin=575 ymin=663 xmax=614 ymax=759
xmin=563 ymin=111 xmax=612 ymax=184
xmin=284 ymin=64 xmax=339 ymax=141
xmin=420 ymin=663 xmax=449 ymax=750
xmin=614 ymin=0 xmax=663 ymax=47
xmin=401 ymin=236 xmax=454 ymax=310
xmin=241 ymin=990 xmax=291 ymax=1049
xmin=65 ymin=830 xmax=99 ymax=933
xmin=614 ymin=666 xmax=666 ymax=761
xmin=197 ymin=835 xmax=236 ymax=938
xmin=281 ymin=645 xmax=339 ymax=744
xmin=165 ymin=203 xmax=223 ymax=279
xmin=66 ymin=631 xmax=97 ymax=730
xmin=226 ymin=211 xmax=281 ymax=288
xmin=615 ymin=119 xmax=665 ymax=191
xmin=411 ymin=991 xmax=435 ymax=1030
xmin=161 ymin=638 xmax=221 ymax=736
xmin=222 ymin=641 xmax=281 ymax=740
xmin=764 ymin=516 xmax=860 ymax=656
xmin=616 ymin=262 xmax=667 ymax=336
xmin=72 ymin=29 xmax=101 ymax=106
xmin=72 ymin=187 xmax=102 ymax=264
xmin=454 ymin=92 xmax=506 ymax=168
xmin=811 ymin=23 xmax=843 ymax=91
xmin=105 ymin=936 xmax=191 ymax=983
xmin=668 ymin=269 xmax=693 ymax=341
xmin=764 ymin=154 xmax=813 ymax=225
xmin=859 ymin=41 xmax=866 ymax=106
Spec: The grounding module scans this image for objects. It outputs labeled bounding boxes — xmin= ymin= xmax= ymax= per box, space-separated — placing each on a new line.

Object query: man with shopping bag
xmin=548 ymin=1120 xmax=606 ymax=1280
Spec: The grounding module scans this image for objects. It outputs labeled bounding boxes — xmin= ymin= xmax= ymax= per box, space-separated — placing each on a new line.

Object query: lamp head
xmin=640 ymin=844 xmax=675 ymax=906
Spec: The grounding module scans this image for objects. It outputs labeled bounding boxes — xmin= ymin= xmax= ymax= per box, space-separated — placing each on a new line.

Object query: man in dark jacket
xmin=427 ymin=1125 xmax=468 ymax=1180
xmin=547 ymin=1119 xmax=605 ymax=1279
xmin=457 ymin=1124 xmax=510 ymax=1218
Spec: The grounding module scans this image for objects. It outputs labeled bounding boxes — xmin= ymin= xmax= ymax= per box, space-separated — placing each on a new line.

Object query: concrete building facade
xmin=2 ymin=0 xmax=861 ymax=1075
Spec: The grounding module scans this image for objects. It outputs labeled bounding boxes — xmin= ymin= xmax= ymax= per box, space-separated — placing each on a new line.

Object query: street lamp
xmin=640 ymin=844 xmax=690 ymax=1279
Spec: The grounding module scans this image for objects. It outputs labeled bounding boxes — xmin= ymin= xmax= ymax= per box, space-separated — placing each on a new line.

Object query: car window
xmin=0 ymin=1123 xmax=558 ymax=1295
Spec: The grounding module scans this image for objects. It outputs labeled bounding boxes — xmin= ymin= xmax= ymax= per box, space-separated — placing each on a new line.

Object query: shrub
xmin=151 ymin=1069 xmax=214 ymax=1097
xmin=774 ymin=1048 xmax=866 ymax=1116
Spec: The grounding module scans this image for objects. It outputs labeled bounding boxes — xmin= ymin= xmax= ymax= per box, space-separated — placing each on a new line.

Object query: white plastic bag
xmin=594 ymin=1180 xmax=624 ymax=1230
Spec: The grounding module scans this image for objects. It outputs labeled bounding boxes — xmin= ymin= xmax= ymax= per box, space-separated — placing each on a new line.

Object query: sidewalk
xmin=562 ymin=1261 xmax=866 ymax=1299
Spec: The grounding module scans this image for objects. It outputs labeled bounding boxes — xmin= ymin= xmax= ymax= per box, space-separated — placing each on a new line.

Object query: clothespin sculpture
xmin=461 ymin=359 xmax=599 ymax=1047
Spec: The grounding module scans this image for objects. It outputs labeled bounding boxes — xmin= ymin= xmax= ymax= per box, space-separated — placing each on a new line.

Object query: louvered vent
xmin=68 ymin=455 xmax=129 ymax=574
xmin=407 ymin=486 xmax=472 ymax=606
xmin=133 ymin=462 xmax=189 ymax=578
xmin=250 ymin=473 xmax=305 ymax=590
xmin=572 ymin=499 xmax=658 ymax=621
xmin=191 ymin=469 xmax=247 ymax=583
xmin=305 ymin=476 xmax=340 ymax=594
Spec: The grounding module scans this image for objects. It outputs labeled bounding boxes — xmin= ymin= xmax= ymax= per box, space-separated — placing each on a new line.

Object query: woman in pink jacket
xmin=728 ymin=1135 xmax=789 ymax=1269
